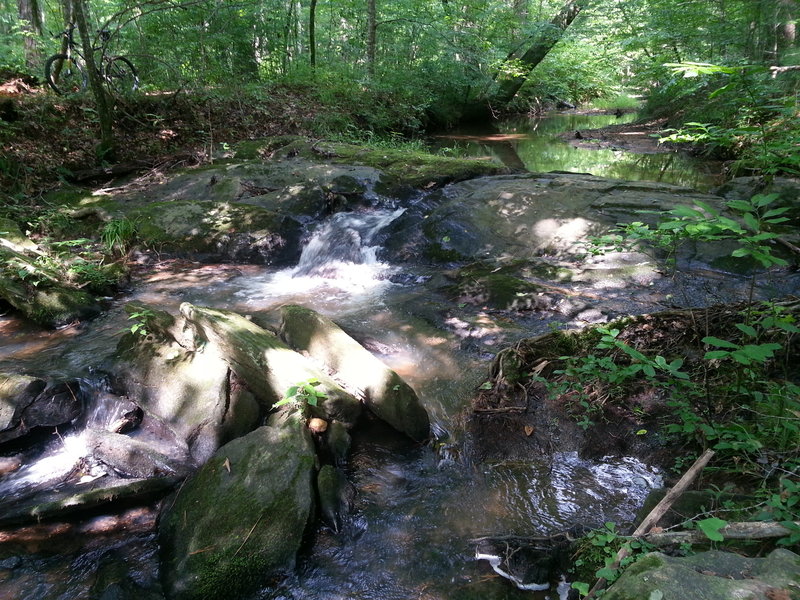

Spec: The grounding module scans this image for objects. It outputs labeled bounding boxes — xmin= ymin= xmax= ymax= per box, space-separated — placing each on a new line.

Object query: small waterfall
xmin=293 ymin=208 xmax=405 ymax=279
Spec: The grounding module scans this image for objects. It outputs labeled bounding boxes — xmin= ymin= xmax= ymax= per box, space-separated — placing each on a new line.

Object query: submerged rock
xmin=604 ymin=549 xmax=800 ymax=600
xmin=316 ymin=464 xmax=355 ymax=533
xmin=279 ymin=305 xmax=430 ymax=442
xmin=159 ymin=424 xmax=316 ymax=600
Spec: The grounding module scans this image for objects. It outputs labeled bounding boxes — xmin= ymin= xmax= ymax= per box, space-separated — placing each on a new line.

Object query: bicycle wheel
xmin=44 ymin=54 xmax=87 ymax=95
xmin=104 ymin=56 xmax=139 ymax=95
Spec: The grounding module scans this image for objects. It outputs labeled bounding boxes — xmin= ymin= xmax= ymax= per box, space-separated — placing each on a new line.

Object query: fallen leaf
xmin=524 ymin=425 xmax=534 ymax=436
xmin=223 ymin=457 xmax=231 ymax=473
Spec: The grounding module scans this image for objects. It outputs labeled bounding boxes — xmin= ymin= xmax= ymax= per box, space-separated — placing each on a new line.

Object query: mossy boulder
xmin=180 ymin=303 xmax=363 ymax=428
xmin=604 ymin=549 xmax=800 ymax=600
xmin=279 ymin=305 xmax=430 ymax=441
xmin=158 ymin=424 xmax=316 ymax=600
xmin=128 ymin=200 xmax=300 ymax=264
xmin=324 ymin=142 xmax=511 ymax=189
xmin=0 ymin=243 xmax=101 ymax=327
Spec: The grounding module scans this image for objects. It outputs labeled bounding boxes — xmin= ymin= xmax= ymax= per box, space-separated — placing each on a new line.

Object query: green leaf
xmin=763 ymin=207 xmax=790 ymax=218
xmin=571 ymin=582 xmax=589 ymax=596
xmin=596 ymin=566 xmax=618 ymax=580
xmin=735 ymin=323 xmax=757 ymax=337
xmin=479 ymin=381 xmax=493 ymax=390
xmin=704 ymin=350 xmax=731 ymax=360
xmin=702 ymin=336 xmax=739 ymax=349
xmin=698 ymin=517 xmax=727 ymax=542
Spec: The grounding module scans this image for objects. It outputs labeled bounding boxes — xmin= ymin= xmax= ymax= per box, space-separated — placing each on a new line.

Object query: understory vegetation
xmin=532 ymin=196 xmax=800 ymax=595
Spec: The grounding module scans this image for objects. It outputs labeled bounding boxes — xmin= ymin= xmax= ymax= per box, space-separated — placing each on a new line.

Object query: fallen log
xmin=645 ymin=521 xmax=800 ymax=546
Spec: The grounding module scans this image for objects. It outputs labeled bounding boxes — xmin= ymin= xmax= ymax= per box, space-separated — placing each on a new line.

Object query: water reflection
xmin=433 ymin=113 xmax=722 ymax=191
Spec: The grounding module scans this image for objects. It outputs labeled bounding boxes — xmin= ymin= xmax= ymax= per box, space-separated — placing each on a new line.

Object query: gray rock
xmin=180 ymin=303 xmax=362 ymax=428
xmin=84 ymin=429 xmax=190 ymax=479
xmin=280 ymin=305 xmax=430 ymax=442
xmin=114 ymin=305 xmax=262 ymax=464
xmin=0 ymin=373 xmax=82 ymax=444
xmin=159 ymin=424 xmax=316 ymax=600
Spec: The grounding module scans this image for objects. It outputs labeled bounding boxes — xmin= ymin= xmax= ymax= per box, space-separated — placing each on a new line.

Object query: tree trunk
xmin=493 ymin=0 xmax=583 ymax=106
xmin=366 ymin=0 xmax=376 ymax=76
xmin=309 ymin=0 xmax=317 ymax=68
xmin=71 ymin=0 xmax=115 ymax=159
xmin=17 ymin=0 xmax=42 ymax=71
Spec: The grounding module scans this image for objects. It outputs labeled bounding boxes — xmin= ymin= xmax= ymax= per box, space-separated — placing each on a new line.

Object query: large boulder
xmin=159 ymin=424 xmax=316 ymax=600
xmin=279 ymin=305 xmax=430 ymax=441
xmin=0 ymin=373 xmax=83 ymax=444
xmin=604 ymin=549 xmax=800 ymax=600
xmin=179 ymin=303 xmax=362 ymax=428
xmin=412 ymin=173 xmax=727 ymax=263
xmin=115 ymin=304 xmax=261 ymax=464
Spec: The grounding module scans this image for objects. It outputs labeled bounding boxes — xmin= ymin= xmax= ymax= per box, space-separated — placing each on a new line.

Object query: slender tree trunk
xmin=309 ymin=0 xmax=317 ymax=68
xmin=72 ymin=0 xmax=115 ymax=158
xmin=18 ymin=0 xmax=42 ymax=71
xmin=493 ymin=0 xmax=584 ymax=105
xmin=366 ymin=0 xmax=376 ymax=76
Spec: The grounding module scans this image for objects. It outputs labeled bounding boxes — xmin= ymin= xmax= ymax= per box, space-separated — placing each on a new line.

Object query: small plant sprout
xmin=272 ymin=378 xmax=327 ymax=411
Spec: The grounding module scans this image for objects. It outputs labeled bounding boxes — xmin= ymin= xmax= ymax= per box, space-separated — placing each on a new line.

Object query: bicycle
xmin=44 ymin=23 xmax=139 ymax=96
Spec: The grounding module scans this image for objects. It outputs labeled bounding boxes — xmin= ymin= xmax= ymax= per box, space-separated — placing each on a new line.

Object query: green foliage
xmin=571 ymin=521 xmax=655 ymax=595
xmin=126 ymin=308 xmax=154 ymax=337
xmin=272 ymin=378 xmax=327 ymax=411
xmin=756 ymin=479 xmax=800 ymax=546
xmin=696 ymin=516 xmax=727 ymax=542
xmin=101 ymin=218 xmax=137 ymax=256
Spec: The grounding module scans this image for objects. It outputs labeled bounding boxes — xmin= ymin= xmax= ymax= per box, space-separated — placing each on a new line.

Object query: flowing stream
xmin=0 ymin=115 xmax=711 ymax=599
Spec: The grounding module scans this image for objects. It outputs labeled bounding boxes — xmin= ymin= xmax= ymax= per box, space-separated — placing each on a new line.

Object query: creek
xmin=0 ymin=115 xmax=737 ymax=599
xmin=433 ymin=112 xmax=723 ymax=191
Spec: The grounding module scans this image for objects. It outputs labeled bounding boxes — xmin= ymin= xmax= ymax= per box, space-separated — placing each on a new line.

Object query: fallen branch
xmin=584 ymin=448 xmax=715 ymax=599
xmin=644 ymin=521 xmax=800 ymax=546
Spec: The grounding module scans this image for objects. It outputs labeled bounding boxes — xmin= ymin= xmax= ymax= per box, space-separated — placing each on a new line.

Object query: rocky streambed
xmin=1 ymin=136 xmax=799 ymax=599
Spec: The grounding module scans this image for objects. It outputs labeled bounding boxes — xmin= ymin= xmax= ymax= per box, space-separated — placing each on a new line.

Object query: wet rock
xmin=128 ymin=200 xmax=300 ymax=265
xmin=316 ymin=464 xmax=354 ymax=533
xmin=603 ymin=549 xmax=800 ymax=600
xmin=114 ymin=305 xmax=262 ymax=464
xmin=325 ymin=420 xmax=351 ymax=465
xmin=0 ymin=455 xmax=22 ymax=475
xmin=0 ymin=373 xmax=82 ymax=444
xmin=180 ymin=303 xmax=362 ymax=428
xmin=85 ymin=429 xmax=190 ymax=479
xmin=279 ymin=305 xmax=430 ymax=442
xmin=159 ymin=424 xmax=316 ymax=600
xmin=0 ymin=476 xmax=180 ymax=527
xmin=407 ymin=172 xmax=727 ymax=269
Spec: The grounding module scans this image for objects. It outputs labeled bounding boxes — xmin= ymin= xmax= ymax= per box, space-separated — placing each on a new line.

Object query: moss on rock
xmin=159 ymin=424 xmax=316 ymax=600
